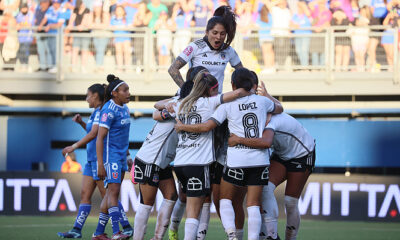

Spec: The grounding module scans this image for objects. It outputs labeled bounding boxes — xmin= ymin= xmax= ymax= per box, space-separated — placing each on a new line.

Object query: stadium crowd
xmin=0 ymin=0 xmax=399 ymax=73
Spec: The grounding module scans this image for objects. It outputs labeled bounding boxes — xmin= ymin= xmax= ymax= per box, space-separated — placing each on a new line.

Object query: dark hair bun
xmin=214 ymin=5 xmax=231 ymax=17
xmin=107 ymin=74 xmax=119 ymax=83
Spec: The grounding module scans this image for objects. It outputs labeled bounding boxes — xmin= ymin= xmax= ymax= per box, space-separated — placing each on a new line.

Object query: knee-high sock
xmin=236 ymin=229 xmax=244 ymax=240
xmin=197 ymin=202 xmax=211 ymax=240
xmin=261 ymin=183 xmax=279 ymax=239
xmin=94 ymin=212 xmax=109 ymax=236
xmin=118 ymin=201 xmax=131 ymax=229
xmin=284 ymin=196 xmax=300 ymax=240
xmin=73 ymin=204 xmax=91 ymax=231
xmin=220 ymin=199 xmax=236 ymax=237
xmin=108 ymin=206 xmax=122 ymax=234
xmin=247 ymin=206 xmax=262 ymax=240
xmin=154 ymin=199 xmax=176 ymax=240
xmin=184 ymin=218 xmax=199 ymax=240
xmin=169 ymin=199 xmax=186 ymax=231
xmin=133 ymin=203 xmax=152 ymax=240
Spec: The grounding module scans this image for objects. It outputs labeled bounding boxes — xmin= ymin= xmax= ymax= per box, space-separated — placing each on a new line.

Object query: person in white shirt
xmin=172 ymin=71 xmax=250 ymax=240
xmin=228 ymin=83 xmax=315 ymax=240
xmin=168 ymin=5 xmax=243 ymax=93
xmin=175 ymin=68 xmax=283 ymax=240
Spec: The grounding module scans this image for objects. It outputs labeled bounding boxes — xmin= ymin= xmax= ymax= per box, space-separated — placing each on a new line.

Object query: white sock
xmin=220 ymin=199 xmax=236 ymax=237
xmin=154 ymin=199 xmax=176 ymax=240
xmin=261 ymin=183 xmax=279 ymax=239
xmin=184 ymin=218 xmax=199 ymax=240
xmin=247 ymin=206 xmax=262 ymax=240
xmin=197 ymin=203 xmax=211 ymax=240
xmin=236 ymin=229 xmax=244 ymax=240
xmin=284 ymin=195 xmax=300 ymax=240
xmin=169 ymin=199 xmax=186 ymax=231
xmin=133 ymin=203 xmax=152 ymax=240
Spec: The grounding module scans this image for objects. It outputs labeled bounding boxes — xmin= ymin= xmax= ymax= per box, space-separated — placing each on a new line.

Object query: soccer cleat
xmin=122 ymin=227 xmax=134 ymax=238
xmin=111 ymin=231 xmax=130 ymax=240
xmin=266 ymin=235 xmax=281 ymax=240
xmin=57 ymin=229 xmax=82 ymax=238
xmin=168 ymin=229 xmax=178 ymax=240
xmin=92 ymin=233 xmax=111 ymax=240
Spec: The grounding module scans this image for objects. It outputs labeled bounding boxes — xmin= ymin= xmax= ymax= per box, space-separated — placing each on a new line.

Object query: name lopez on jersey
xmin=239 ymin=102 xmax=257 ymax=111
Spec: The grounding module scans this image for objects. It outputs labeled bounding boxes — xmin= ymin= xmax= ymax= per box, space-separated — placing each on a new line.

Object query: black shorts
xmin=210 ymin=161 xmax=224 ymax=185
xmin=271 ymin=149 xmax=316 ymax=173
xmin=174 ymin=165 xmax=211 ymax=197
xmin=134 ymin=158 xmax=173 ymax=187
xmin=223 ymin=166 xmax=269 ymax=187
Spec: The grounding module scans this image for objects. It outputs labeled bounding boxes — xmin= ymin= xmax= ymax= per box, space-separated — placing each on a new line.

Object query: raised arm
xmin=258 ymin=81 xmax=283 ymax=114
xmin=228 ymin=129 xmax=275 ymax=149
xmin=96 ymin=127 xmax=108 ymax=180
xmin=222 ymin=88 xmax=252 ymax=103
xmin=168 ymin=56 xmax=188 ymax=87
xmin=154 ymin=98 xmax=173 ymax=110
xmin=175 ymin=118 xmax=217 ymax=133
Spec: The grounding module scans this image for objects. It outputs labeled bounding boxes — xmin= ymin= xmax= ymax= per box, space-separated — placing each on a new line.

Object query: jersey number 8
xmin=242 ymin=113 xmax=259 ymax=138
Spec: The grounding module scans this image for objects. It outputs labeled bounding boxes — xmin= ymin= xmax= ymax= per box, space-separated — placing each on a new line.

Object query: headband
xmin=210 ymin=82 xmax=219 ymax=90
xmin=112 ymin=81 xmax=125 ymax=92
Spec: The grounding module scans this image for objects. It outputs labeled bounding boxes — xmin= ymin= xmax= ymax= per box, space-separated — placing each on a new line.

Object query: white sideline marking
xmin=0 ymin=223 xmax=96 ymax=228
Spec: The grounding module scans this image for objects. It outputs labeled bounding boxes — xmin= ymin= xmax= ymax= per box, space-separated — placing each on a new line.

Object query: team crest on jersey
xmin=112 ymin=172 xmax=119 ymax=179
xmin=101 ymin=113 xmax=108 ymax=122
xmin=220 ymin=52 xmax=226 ymax=60
xmin=183 ymin=46 xmax=193 ymax=56
xmin=108 ymin=112 xmax=114 ymax=119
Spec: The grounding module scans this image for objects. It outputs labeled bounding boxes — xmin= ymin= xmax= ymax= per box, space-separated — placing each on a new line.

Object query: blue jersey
xmin=45 ymin=6 xmax=66 ymax=33
xmin=86 ymin=107 xmax=101 ymax=162
xmin=99 ymin=100 xmax=131 ymax=164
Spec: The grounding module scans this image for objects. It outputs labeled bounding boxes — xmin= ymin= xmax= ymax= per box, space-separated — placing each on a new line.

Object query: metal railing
xmin=0 ymin=26 xmax=399 ymax=84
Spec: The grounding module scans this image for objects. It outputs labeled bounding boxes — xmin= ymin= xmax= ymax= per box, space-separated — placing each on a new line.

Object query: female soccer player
xmin=174 ymin=68 xmax=283 ymax=240
xmin=132 ymin=67 xmax=202 ymax=240
xmin=168 ymin=5 xmax=242 ymax=93
xmin=172 ymin=71 xmax=251 ymax=240
xmin=57 ymin=84 xmax=107 ymax=239
xmin=228 ymin=111 xmax=315 ymax=240
xmin=93 ymin=75 xmax=132 ymax=240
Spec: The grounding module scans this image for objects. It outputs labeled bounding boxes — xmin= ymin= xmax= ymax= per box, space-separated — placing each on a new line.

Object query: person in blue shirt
xmin=291 ymin=1 xmax=312 ymax=67
xmin=37 ymin=0 xmax=66 ymax=73
xmin=110 ymin=5 xmax=132 ymax=72
xmin=57 ymin=84 xmax=106 ymax=238
xmin=94 ymin=75 xmax=133 ymax=240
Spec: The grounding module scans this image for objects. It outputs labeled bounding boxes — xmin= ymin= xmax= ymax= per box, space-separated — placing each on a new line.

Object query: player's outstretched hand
xmin=97 ymin=164 xmax=107 ymax=180
xmin=174 ymin=118 xmax=184 ymax=132
xmin=127 ymin=155 xmax=133 ymax=172
xmin=228 ymin=133 xmax=241 ymax=147
xmin=62 ymin=146 xmax=74 ymax=156
xmin=72 ymin=114 xmax=83 ymax=124
xmin=257 ymin=81 xmax=268 ymax=97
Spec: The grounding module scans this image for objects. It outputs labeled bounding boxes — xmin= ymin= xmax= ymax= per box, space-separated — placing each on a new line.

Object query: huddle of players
xmin=132 ymin=66 xmax=316 ymax=240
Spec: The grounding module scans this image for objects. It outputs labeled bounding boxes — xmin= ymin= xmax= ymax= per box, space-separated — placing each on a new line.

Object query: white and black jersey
xmin=179 ymin=37 xmax=241 ymax=93
xmin=211 ymin=94 xmax=276 ymax=168
xmin=173 ymin=94 xmax=224 ymax=166
xmin=265 ymin=113 xmax=315 ymax=160
xmin=135 ymin=98 xmax=178 ymax=169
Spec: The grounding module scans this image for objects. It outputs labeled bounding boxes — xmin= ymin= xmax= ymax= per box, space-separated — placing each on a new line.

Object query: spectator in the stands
xmin=332 ymin=9 xmax=351 ymax=71
xmin=0 ymin=0 xmax=20 ymax=17
xmin=121 ymin=0 xmax=141 ymax=23
xmin=38 ymin=0 xmax=67 ymax=74
xmin=367 ymin=0 xmax=388 ymax=71
xmin=0 ymin=9 xmax=17 ymax=71
xmin=155 ymin=10 xmax=174 ymax=69
xmin=256 ymin=4 xmax=275 ymax=73
xmin=291 ymin=1 xmax=312 ymax=67
xmin=348 ymin=12 xmax=370 ymax=71
xmin=172 ymin=1 xmax=194 ymax=58
xmin=193 ymin=0 xmax=213 ymax=28
xmin=16 ymin=3 xmax=35 ymax=72
xmin=34 ymin=0 xmax=51 ymax=72
xmin=147 ymin=0 xmax=168 ymax=30
xmin=111 ymin=5 xmax=132 ymax=72
xmin=381 ymin=7 xmax=399 ymax=68
xmin=330 ymin=0 xmax=354 ymax=22
xmin=67 ymin=0 xmax=91 ymax=72
xmin=309 ymin=0 xmax=332 ymax=67
xmin=61 ymin=152 xmax=82 ymax=173
xmin=91 ymin=0 xmax=111 ymax=72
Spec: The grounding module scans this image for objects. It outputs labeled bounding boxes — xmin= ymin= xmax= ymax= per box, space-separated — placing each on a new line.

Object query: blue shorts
xmin=104 ymin=160 xmax=128 ymax=188
xmin=381 ymin=29 xmax=394 ymax=45
xmin=83 ymin=161 xmax=100 ymax=181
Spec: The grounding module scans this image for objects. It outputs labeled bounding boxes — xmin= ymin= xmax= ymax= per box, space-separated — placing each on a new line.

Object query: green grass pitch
xmin=0 ymin=216 xmax=399 ymax=240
